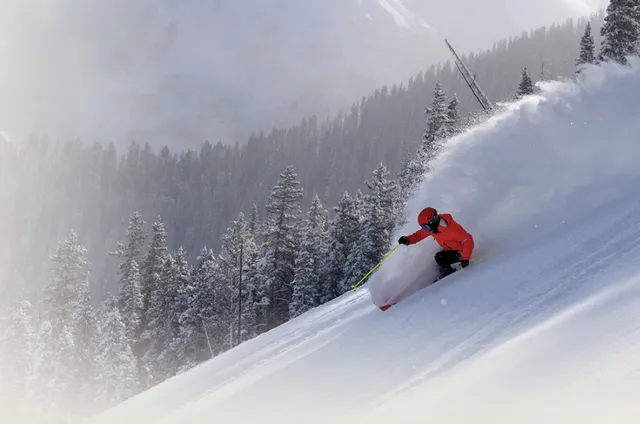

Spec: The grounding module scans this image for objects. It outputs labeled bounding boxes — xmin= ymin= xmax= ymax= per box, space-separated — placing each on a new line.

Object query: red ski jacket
xmin=406 ymin=213 xmax=475 ymax=260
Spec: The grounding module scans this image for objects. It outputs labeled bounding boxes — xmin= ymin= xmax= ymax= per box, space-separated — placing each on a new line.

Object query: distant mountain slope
xmin=0 ymin=0 xmax=605 ymax=148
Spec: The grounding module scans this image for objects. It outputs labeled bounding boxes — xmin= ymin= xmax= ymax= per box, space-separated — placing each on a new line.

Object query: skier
xmin=397 ymin=207 xmax=475 ymax=280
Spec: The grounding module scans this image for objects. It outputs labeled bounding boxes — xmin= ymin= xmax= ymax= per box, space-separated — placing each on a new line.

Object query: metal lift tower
xmin=444 ymin=39 xmax=494 ymax=115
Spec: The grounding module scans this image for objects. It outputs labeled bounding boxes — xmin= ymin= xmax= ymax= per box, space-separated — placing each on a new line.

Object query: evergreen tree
xmin=323 ymin=192 xmax=363 ymax=300
xmin=364 ymin=163 xmax=398 ymax=259
xmin=446 ymin=93 xmax=461 ymax=135
xmin=32 ymin=320 xmax=57 ymax=415
xmin=111 ymin=212 xmax=146 ymax=344
xmin=218 ymin=214 xmax=245 ymax=347
xmin=52 ymin=325 xmax=77 ymax=415
xmin=141 ymin=216 xmax=168 ymax=318
xmin=599 ymin=0 xmax=640 ymax=64
xmin=139 ymin=216 xmax=168 ymax=387
xmin=160 ymin=247 xmax=192 ymax=378
xmin=255 ymin=165 xmax=303 ymax=329
xmin=424 ymin=81 xmax=450 ymax=145
xmin=290 ymin=195 xmax=329 ymax=318
xmin=216 ymin=212 xmax=257 ymax=348
xmin=235 ymin=224 xmax=260 ymax=341
xmin=140 ymin=247 xmax=193 ymax=382
xmin=43 ymin=230 xmax=91 ymax=331
xmin=516 ymin=67 xmax=535 ymax=97
xmin=576 ymin=22 xmax=596 ymax=72
xmin=120 ymin=259 xmax=142 ymax=342
xmin=341 ymin=225 xmax=369 ymax=294
xmin=178 ymin=247 xmax=217 ymax=366
xmin=72 ymin=294 xmax=98 ymax=414
xmin=410 ymin=81 xmax=450 ymax=192
xmin=141 ymin=253 xmax=175 ymax=385
xmin=0 ymin=301 xmax=37 ymax=402
xmin=249 ymin=204 xmax=260 ymax=235
xmin=94 ymin=296 xmax=138 ymax=408
xmin=42 ymin=230 xmax=97 ymax=408
xmin=343 ymin=164 xmax=397 ymax=290
xmin=395 ymin=151 xmax=413 ymax=230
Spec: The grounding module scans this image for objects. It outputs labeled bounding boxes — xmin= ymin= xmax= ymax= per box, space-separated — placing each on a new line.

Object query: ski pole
xmin=351 ymin=244 xmax=400 ymax=291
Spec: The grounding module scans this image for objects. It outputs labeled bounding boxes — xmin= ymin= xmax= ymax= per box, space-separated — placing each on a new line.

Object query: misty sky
xmin=0 ymin=0 xmax=608 ymax=149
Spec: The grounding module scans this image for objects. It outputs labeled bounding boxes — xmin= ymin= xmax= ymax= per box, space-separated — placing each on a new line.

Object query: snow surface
xmin=88 ymin=59 xmax=640 ymax=424
xmin=376 ymin=0 xmax=420 ymax=31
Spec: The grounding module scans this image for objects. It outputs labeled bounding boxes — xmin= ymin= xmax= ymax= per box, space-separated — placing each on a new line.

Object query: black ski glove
xmin=398 ymin=236 xmax=409 ymax=245
xmin=460 ymin=259 xmax=469 ymax=268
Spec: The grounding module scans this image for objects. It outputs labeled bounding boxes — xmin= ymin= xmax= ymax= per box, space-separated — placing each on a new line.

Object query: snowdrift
xmin=368 ymin=57 xmax=640 ymax=306
xmin=87 ymin=58 xmax=640 ymax=424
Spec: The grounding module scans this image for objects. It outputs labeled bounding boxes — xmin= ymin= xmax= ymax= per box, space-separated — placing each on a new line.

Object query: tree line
xmin=0 ymin=10 xmax=606 ymax=306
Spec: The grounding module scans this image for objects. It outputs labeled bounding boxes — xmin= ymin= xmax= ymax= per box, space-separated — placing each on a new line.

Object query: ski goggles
xmin=421 ymin=216 xmax=439 ymax=231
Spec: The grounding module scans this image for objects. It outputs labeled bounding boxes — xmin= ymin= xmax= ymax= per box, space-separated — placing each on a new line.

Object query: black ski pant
xmin=434 ymin=250 xmax=461 ymax=278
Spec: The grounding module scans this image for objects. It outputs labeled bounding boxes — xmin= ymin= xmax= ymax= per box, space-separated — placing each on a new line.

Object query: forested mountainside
xmin=1 ymin=5 xmax=620 ymax=422
xmin=0 ymin=12 xmax=604 ymax=302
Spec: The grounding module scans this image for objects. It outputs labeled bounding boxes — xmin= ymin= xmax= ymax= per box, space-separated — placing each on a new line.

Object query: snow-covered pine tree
xmin=341 ymin=228 xmax=369 ymax=294
xmin=175 ymin=247 xmax=218 ymax=369
xmin=32 ymin=320 xmax=57 ymax=416
xmin=94 ymin=296 xmax=138 ymax=408
xmin=255 ymin=165 xmax=303 ymax=329
xmin=343 ymin=164 xmax=397 ymax=290
xmin=141 ymin=252 xmax=175 ymax=385
xmin=424 ymin=81 xmax=450 ymax=146
xmin=516 ymin=67 xmax=535 ymax=97
xmin=0 ymin=301 xmax=37 ymax=404
xmin=446 ymin=93 xmax=461 ymax=135
xmin=323 ymin=191 xmax=363 ymax=299
xmin=405 ymin=81 xmax=450 ymax=195
xmin=397 ymin=151 xmax=414 ymax=215
xmin=120 ymin=259 xmax=142 ymax=343
xmin=160 ymin=247 xmax=192 ymax=378
xmin=138 ymin=216 xmax=168 ymax=387
xmin=140 ymin=216 xmax=168 ymax=319
xmin=71 ymin=293 xmax=99 ymax=415
xmin=576 ymin=22 xmax=596 ymax=73
xmin=395 ymin=150 xmax=414 ymax=230
xmin=249 ymin=204 xmax=260 ymax=235
xmin=52 ymin=325 xmax=76 ymax=416
xmin=42 ymin=230 xmax=97 ymax=407
xmin=354 ymin=188 xmax=365 ymax=213
xmin=290 ymin=195 xmax=329 ymax=318
xmin=366 ymin=163 xmax=399 ymax=256
xmin=214 ymin=213 xmax=249 ymax=349
xmin=43 ymin=230 xmax=91 ymax=331
xmin=599 ymin=0 xmax=640 ymax=64
xmin=111 ymin=212 xmax=146 ymax=344
xmin=236 ymin=221 xmax=260 ymax=341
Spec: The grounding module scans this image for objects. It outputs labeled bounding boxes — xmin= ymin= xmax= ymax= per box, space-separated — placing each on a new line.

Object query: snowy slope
xmin=88 ymin=59 xmax=640 ymax=424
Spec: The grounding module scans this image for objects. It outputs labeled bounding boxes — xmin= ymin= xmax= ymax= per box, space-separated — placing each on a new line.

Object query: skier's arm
xmin=460 ymin=234 xmax=475 ymax=261
xmin=406 ymin=228 xmax=430 ymax=245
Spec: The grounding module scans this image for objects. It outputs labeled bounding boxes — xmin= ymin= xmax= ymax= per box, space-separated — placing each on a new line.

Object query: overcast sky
xmin=407 ymin=0 xmax=606 ymax=51
xmin=0 ymin=0 xmax=609 ymax=149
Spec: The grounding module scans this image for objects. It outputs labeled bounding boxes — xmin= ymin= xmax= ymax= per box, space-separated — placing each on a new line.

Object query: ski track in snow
xmin=87 ymin=58 xmax=640 ymax=424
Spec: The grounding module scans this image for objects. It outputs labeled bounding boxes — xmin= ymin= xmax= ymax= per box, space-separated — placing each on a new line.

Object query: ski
xmin=378 ymin=254 xmax=487 ymax=311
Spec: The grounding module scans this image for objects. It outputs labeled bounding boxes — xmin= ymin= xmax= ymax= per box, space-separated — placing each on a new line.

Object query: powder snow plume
xmin=367 ymin=57 xmax=640 ymax=306
xmin=86 ymin=58 xmax=640 ymax=424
